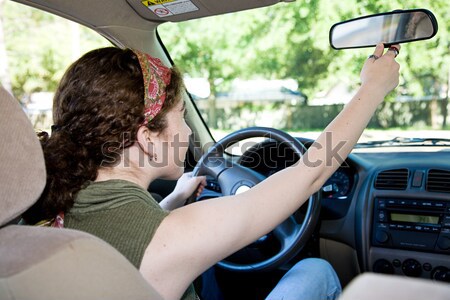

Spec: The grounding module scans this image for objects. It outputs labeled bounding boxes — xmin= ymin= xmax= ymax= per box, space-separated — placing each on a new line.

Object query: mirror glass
xmin=330 ymin=10 xmax=436 ymax=49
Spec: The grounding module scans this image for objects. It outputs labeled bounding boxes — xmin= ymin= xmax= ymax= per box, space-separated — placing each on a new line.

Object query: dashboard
xmin=347 ymin=148 xmax=450 ymax=283
xmin=232 ymin=138 xmax=450 ymax=283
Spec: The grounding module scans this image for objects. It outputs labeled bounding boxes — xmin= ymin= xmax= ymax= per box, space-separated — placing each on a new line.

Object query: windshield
xmin=158 ymin=1 xmax=449 ymax=144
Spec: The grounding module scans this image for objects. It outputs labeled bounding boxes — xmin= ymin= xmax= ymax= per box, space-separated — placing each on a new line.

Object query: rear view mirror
xmin=329 ymin=9 xmax=438 ymax=49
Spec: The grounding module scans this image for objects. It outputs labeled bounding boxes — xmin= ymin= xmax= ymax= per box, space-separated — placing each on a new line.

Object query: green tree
xmin=0 ymin=0 xmax=11 ymax=93
xmin=2 ymin=1 xmax=110 ymax=100
xmin=160 ymin=15 xmax=244 ymax=127
xmin=235 ymin=1 xmax=336 ymax=99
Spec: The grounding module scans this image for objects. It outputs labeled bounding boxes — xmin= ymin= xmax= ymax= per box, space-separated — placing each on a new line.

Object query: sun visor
xmin=126 ymin=0 xmax=285 ymax=23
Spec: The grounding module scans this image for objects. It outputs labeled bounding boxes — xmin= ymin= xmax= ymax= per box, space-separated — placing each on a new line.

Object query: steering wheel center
xmin=232 ymin=181 xmax=253 ymax=195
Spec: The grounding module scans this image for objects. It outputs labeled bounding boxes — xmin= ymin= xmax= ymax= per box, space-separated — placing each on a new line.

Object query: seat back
xmin=339 ymin=272 xmax=450 ymax=300
xmin=0 ymin=86 xmax=162 ymax=300
xmin=0 ymin=87 xmax=46 ymax=226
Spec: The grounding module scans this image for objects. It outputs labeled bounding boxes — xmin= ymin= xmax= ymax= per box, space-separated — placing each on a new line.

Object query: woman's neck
xmin=95 ymin=165 xmax=153 ymax=190
xmin=95 ymin=144 xmax=160 ymax=189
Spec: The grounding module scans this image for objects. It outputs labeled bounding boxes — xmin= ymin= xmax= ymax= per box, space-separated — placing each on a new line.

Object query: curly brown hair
xmin=23 ymin=47 xmax=184 ymax=223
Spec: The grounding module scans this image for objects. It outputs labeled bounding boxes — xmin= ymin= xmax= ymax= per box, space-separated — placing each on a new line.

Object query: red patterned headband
xmin=132 ymin=49 xmax=172 ymax=125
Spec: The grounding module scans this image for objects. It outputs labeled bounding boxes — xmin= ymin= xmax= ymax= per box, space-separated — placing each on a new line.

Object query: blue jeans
xmin=266 ymin=258 xmax=342 ymax=300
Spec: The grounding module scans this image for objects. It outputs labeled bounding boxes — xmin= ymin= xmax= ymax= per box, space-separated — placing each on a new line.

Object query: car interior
xmin=1 ymin=0 xmax=449 ymax=299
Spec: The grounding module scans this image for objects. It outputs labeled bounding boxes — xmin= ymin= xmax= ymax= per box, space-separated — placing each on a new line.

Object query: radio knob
xmin=375 ymin=230 xmax=389 ymax=244
xmin=373 ymin=259 xmax=394 ymax=274
xmin=431 ymin=267 xmax=450 ymax=283
xmin=402 ymin=259 xmax=422 ymax=277
xmin=436 ymin=236 xmax=450 ymax=250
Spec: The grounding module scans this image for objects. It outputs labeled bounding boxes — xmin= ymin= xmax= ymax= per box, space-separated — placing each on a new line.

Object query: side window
xmin=0 ymin=1 xmax=111 ymax=131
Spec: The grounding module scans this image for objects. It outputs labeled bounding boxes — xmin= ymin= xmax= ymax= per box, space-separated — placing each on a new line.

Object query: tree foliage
xmin=2 ymin=0 xmax=448 ymax=106
xmin=1 ymin=1 xmax=110 ymax=100
xmin=159 ymin=0 xmax=449 ymax=102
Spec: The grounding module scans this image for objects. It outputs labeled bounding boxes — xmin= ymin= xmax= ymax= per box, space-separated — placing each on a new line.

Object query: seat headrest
xmin=0 ymin=86 xmax=46 ymax=226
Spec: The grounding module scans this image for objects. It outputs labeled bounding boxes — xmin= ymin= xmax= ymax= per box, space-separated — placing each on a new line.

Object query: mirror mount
xmin=329 ymin=9 xmax=438 ymax=50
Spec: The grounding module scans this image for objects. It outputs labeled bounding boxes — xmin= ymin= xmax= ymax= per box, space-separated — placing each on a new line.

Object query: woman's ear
xmin=136 ymin=126 xmax=158 ymax=157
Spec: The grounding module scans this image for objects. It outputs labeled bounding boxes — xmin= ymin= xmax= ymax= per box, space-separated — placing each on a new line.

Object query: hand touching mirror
xmin=329 ymin=9 xmax=438 ymax=49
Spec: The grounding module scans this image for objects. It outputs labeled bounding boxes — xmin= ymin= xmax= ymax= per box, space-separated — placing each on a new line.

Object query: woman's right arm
xmin=141 ymin=43 xmax=400 ymax=299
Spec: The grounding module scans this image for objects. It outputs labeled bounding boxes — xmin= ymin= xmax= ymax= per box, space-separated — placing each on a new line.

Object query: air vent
xmin=374 ymin=169 xmax=409 ymax=190
xmin=426 ymin=169 xmax=450 ymax=193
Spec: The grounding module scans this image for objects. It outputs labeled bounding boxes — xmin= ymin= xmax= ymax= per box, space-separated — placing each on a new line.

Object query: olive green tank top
xmin=65 ymin=179 xmax=197 ymax=300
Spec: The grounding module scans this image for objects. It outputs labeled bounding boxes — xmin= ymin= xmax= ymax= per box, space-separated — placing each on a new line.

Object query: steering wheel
xmin=191 ymin=127 xmax=321 ymax=272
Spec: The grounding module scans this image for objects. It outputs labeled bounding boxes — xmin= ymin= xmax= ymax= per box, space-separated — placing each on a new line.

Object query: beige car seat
xmin=0 ymin=86 xmax=163 ymax=300
xmin=339 ymin=272 xmax=450 ymax=300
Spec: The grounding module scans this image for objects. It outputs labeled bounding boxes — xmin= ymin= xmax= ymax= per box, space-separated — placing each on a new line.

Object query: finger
xmin=196 ymin=186 xmax=205 ymax=197
xmin=190 ymin=175 xmax=202 ymax=183
xmin=386 ymin=44 xmax=400 ymax=58
xmin=393 ymin=44 xmax=401 ymax=51
xmin=373 ymin=43 xmax=385 ymax=58
xmin=193 ymin=176 xmax=206 ymax=192
xmin=198 ymin=175 xmax=207 ymax=186
xmin=367 ymin=43 xmax=384 ymax=61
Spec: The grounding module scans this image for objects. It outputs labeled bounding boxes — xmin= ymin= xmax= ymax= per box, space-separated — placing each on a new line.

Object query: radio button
xmin=437 ymin=236 xmax=450 ymax=250
xmin=377 ymin=223 xmax=388 ymax=229
xmin=412 ymin=171 xmax=424 ymax=187
xmin=402 ymin=259 xmax=422 ymax=277
xmin=373 ymin=259 xmax=394 ymax=274
xmin=423 ymin=263 xmax=432 ymax=272
xmin=375 ymin=230 xmax=389 ymax=244
xmin=378 ymin=211 xmax=387 ymax=222
xmin=392 ymin=259 xmax=402 ymax=268
xmin=389 ymin=224 xmax=398 ymax=229
xmin=431 ymin=227 xmax=440 ymax=232
xmin=434 ymin=202 xmax=445 ymax=208
xmin=414 ymin=225 xmax=423 ymax=231
xmin=387 ymin=200 xmax=397 ymax=206
xmin=443 ymin=216 xmax=450 ymax=228
xmin=431 ymin=267 xmax=450 ymax=283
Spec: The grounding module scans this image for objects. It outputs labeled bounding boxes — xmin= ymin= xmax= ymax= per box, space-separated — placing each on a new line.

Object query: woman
xmin=27 ymin=43 xmax=399 ymax=299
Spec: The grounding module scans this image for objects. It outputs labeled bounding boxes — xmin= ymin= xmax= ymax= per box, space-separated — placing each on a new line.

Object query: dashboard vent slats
xmin=426 ymin=169 xmax=450 ymax=193
xmin=375 ymin=169 xmax=409 ymax=190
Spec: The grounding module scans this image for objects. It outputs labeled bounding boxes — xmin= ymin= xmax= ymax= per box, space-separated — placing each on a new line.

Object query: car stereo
xmin=372 ymin=198 xmax=450 ymax=253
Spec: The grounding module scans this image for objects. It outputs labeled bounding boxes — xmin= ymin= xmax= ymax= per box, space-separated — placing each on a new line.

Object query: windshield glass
xmin=159 ymin=1 xmax=449 ymax=144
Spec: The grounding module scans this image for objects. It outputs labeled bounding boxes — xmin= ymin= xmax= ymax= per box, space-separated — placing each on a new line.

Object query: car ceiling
xmin=12 ymin=0 xmax=289 ymax=30
xmin=12 ymin=0 xmax=291 ymax=51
